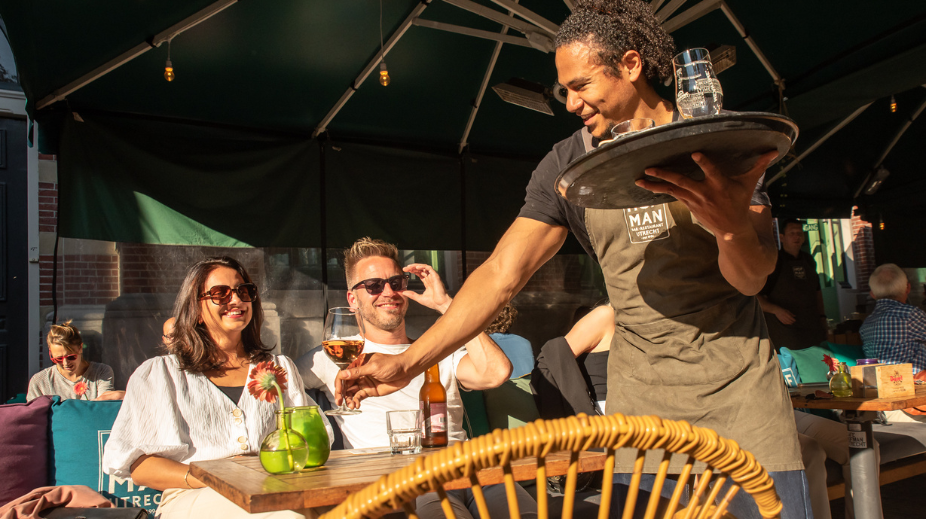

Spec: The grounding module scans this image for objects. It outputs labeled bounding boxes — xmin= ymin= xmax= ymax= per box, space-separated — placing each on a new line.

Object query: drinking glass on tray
xmin=323 ymin=307 xmax=365 ymax=416
xmin=673 ymin=48 xmax=723 ymax=119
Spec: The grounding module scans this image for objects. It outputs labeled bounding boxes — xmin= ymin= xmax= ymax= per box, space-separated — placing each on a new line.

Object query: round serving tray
xmin=555 ymin=112 xmax=798 ymax=209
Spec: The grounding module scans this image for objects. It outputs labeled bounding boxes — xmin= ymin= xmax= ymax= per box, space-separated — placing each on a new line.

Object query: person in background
xmin=758 ymin=219 xmax=827 ymax=350
xmin=484 ymin=303 xmax=534 ymax=378
xmin=27 ymin=320 xmax=124 ymax=401
xmin=296 ymin=237 xmax=532 ymax=519
xmin=102 ymin=256 xmax=333 ymax=519
xmin=860 ymin=263 xmax=926 ymax=424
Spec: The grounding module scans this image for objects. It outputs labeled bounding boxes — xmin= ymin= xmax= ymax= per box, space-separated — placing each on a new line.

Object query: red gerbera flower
xmin=822 ymin=354 xmax=838 ymax=372
xmin=247 ymin=361 xmax=288 ymax=404
xmin=74 ymin=381 xmax=89 ymax=399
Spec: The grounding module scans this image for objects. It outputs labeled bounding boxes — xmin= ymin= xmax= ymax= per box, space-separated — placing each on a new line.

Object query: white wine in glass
xmin=323 ymin=307 xmax=365 ymax=416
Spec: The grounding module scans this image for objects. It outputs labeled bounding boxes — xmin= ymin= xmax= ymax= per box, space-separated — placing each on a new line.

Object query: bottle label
xmin=424 ymin=402 xmax=446 ymax=433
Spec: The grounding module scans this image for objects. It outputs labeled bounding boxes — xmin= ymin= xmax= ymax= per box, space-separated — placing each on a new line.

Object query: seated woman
xmin=102 ymin=256 xmax=333 ymax=519
xmin=27 ymin=320 xmax=123 ymax=401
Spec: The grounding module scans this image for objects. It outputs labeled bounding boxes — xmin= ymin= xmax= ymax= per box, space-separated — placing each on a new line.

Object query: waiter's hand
xmin=771 ymin=305 xmax=797 ymax=325
xmin=335 ymin=352 xmax=416 ymax=408
xmin=635 ymin=151 xmax=777 ymax=241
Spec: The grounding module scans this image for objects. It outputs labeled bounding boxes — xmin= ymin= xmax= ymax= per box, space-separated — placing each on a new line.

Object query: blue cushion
xmin=777 ymin=352 xmax=800 ymax=387
xmin=781 ymin=344 xmax=863 ymax=384
xmin=489 ymin=333 xmax=535 ymax=379
xmin=49 ymin=399 xmax=162 ymax=514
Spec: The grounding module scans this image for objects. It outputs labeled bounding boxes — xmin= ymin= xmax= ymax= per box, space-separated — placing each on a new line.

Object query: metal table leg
xmin=844 ymin=410 xmax=882 ymax=519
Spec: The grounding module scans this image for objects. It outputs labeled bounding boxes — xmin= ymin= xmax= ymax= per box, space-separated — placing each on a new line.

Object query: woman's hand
xmin=95 ymin=390 xmax=126 ymax=401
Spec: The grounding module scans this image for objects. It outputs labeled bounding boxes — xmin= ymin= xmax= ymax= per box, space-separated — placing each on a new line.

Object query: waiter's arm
xmin=339 ymin=217 xmax=568 ymax=406
xmin=636 ymin=150 xmax=778 ymax=295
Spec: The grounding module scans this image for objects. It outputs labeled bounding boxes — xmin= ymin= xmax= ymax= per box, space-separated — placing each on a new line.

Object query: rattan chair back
xmin=319 ymin=413 xmax=782 ymax=519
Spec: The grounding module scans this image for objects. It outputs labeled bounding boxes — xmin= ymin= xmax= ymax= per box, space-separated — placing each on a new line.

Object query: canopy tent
xmin=2 ymin=0 xmax=926 ymax=258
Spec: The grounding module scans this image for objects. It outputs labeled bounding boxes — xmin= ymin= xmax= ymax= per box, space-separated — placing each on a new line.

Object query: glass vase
xmin=287 ymin=406 xmax=330 ymax=467
xmin=829 ymin=363 xmax=853 ymax=398
xmin=259 ymin=409 xmax=309 ymax=474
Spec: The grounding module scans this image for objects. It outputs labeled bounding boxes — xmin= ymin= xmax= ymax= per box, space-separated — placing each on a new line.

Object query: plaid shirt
xmin=860 ymin=298 xmax=926 ymax=373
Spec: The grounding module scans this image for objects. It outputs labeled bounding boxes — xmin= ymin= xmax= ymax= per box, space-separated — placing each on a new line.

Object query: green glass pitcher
xmin=286 ymin=406 xmax=331 ymax=467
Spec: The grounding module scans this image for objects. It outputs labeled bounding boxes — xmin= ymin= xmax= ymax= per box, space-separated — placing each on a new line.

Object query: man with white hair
xmin=860 ymin=263 xmax=926 ymax=371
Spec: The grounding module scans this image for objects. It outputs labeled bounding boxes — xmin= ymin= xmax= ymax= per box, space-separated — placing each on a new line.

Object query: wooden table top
xmin=191 ymin=447 xmax=607 ymax=513
xmin=790 ymin=384 xmax=926 ymax=411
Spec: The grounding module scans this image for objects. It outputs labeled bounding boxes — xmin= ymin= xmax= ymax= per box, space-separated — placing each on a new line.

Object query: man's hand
xmin=772 ymin=306 xmax=797 ymax=325
xmin=94 ymin=390 xmax=126 ymax=401
xmin=635 ymin=151 xmax=777 ymax=240
xmin=401 ymin=263 xmax=452 ymax=314
xmin=335 ymin=352 xmax=417 ymax=409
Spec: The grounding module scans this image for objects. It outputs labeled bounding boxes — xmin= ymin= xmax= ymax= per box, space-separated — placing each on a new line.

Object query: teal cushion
xmin=459 ymin=388 xmax=492 ymax=439
xmin=782 ymin=343 xmax=865 ymax=383
xmin=483 ymin=376 xmax=540 ymax=431
xmin=49 ymin=399 xmax=162 ymax=514
xmin=5 ymin=393 xmax=27 ymax=404
xmin=777 ymin=352 xmax=800 ymax=387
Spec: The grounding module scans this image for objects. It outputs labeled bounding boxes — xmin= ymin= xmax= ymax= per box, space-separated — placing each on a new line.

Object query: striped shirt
xmin=102 ymin=354 xmax=333 ymax=480
xmin=26 ymin=362 xmax=114 ymax=402
xmin=860 ymin=298 xmax=926 ymax=373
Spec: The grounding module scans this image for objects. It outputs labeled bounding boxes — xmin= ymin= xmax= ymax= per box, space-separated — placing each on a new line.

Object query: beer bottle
xmin=419 ymin=363 xmax=448 ymax=447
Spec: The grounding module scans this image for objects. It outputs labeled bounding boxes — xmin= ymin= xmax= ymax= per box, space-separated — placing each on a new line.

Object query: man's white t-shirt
xmin=296 ymin=339 xmax=469 ymax=449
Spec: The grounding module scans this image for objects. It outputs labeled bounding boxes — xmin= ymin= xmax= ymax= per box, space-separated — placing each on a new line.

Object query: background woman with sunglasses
xmin=103 ymin=256 xmax=332 ymax=519
xmin=27 ymin=320 xmax=123 ymax=401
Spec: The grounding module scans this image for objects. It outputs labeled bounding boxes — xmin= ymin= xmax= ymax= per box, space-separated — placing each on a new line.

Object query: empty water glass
xmin=673 ymin=48 xmax=723 ymax=119
xmin=386 ymin=410 xmax=422 ymax=455
xmin=611 ymin=118 xmax=655 ymax=139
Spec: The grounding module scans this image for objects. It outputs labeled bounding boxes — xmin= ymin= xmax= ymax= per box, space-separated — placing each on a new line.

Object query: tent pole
xmin=443 ymin=0 xmax=546 ymax=37
xmin=458 ymin=1 xmax=520 ymax=154
xmin=719 ymin=1 xmax=781 ymax=84
xmin=313 ymin=1 xmax=431 ymax=138
xmin=412 ymin=19 xmax=533 ymax=49
xmin=661 ymin=0 xmax=722 ymax=33
xmin=655 ymin=0 xmax=690 ymax=23
xmin=766 ymin=103 xmax=872 ymax=186
xmin=36 ymin=0 xmax=238 ymax=110
xmin=488 ymin=0 xmax=559 ymax=36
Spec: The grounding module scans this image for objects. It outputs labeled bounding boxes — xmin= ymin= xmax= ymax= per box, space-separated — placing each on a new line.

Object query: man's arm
xmin=636 ymin=151 xmax=779 ymax=295
xmin=340 ymin=218 xmax=569 ymax=406
xmin=757 ymin=294 xmax=797 ymax=325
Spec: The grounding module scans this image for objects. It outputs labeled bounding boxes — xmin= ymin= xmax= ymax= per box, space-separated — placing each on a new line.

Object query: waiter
xmin=339 ymin=1 xmax=807 ymax=516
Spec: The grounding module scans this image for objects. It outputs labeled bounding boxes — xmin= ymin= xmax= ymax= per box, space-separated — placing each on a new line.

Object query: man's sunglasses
xmin=50 ymin=353 xmax=80 ymax=364
xmin=350 ymin=274 xmax=410 ymax=295
xmin=199 ymin=283 xmax=258 ymax=305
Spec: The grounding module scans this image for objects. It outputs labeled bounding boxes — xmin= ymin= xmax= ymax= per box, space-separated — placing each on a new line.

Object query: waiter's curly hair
xmin=555 ymin=0 xmax=676 ymax=84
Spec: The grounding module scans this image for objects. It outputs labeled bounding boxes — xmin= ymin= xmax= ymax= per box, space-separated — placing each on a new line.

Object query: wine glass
xmin=673 ymin=48 xmax=723 ymax=119
xmin=322 ymin=307 xmax=365 ymax=416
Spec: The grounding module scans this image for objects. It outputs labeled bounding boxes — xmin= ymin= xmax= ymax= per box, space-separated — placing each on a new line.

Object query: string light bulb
xmin=889 ymin=95 xmax=897 ymax=113
xmin=164 ymin=39 xmax=175 ymax=82
xmin=879 ymin=215 xmax=885 ymax=230
xmin=377 ymin=0 xmax=389 ymax=87
xmin=379 ymin=62 xmax=390 ymax=87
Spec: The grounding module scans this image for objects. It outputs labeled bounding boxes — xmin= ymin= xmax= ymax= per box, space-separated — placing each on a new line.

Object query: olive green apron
xmin=581 ymin=133 xmax=802 ymax=473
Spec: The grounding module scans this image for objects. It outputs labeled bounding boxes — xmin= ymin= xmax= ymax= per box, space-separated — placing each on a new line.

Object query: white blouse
xmin=102 ymin=354 xmax=333 ymax=479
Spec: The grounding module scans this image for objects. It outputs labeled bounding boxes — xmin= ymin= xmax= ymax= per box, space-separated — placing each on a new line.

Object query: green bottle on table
xmin=830 ymin=362 xmax=853 ymax=398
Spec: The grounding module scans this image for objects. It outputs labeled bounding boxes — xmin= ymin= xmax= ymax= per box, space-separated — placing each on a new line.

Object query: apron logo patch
xmin=792 ymin=265 xmax=806 ymax=280
xmin=624 ymin=205 xmax=671 ymax=243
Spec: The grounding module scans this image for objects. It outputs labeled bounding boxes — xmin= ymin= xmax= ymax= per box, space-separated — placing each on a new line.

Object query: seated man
xmin=860 ymin=263 xmax=926 ymax=424
xmin=296 ymin=237 xmax=535 ymax=518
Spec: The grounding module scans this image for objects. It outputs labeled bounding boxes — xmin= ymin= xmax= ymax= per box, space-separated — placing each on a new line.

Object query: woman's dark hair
xmin=555 ymin=0 xmax=676 ymax=84
xmin=167 ymin=256 xmax=272 ymax=373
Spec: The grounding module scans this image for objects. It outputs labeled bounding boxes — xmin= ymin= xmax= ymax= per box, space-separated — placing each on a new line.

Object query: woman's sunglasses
xmin=50 ymin=353 xmax=80 ymax=364
xmin=350 ymin=274 xmax=410 ymax=295
xmin=199 ymin=283 xmax=258 ymax=305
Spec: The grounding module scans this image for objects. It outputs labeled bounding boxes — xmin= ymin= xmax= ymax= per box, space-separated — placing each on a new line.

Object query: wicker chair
xmin=319 ymin=413 xmax=782 ymax=519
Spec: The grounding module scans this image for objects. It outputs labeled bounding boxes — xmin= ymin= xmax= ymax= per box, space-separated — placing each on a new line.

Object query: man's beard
xmin=358 ymin=300 xmax=406 ymax=332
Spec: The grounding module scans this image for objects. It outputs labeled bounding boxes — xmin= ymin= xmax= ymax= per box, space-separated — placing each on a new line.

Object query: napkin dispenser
xmin=849 ymin=363 xmax=915 ymax=398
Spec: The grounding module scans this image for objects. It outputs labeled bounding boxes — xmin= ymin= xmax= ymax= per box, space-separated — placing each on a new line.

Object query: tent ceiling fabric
xmin=2 ymin=0 xmax=926 ymax=242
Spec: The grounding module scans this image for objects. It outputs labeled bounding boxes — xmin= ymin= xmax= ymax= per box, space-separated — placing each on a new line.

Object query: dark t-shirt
xmin=517 ymin=124 xmax=771 ymax=257
xmin=760 ymin=248 xmax=825 ymax=349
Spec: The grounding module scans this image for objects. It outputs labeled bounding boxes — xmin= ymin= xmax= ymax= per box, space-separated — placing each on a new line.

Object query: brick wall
xmin=38 ymin=181 xmax=57 ymax=232
xmin=39 ymin=254 xmax=120 ymax=305
xmin=118 ymin=244 xmax=266 ymax=294
xmin=851 ymin=209 xmax=875 ymax=293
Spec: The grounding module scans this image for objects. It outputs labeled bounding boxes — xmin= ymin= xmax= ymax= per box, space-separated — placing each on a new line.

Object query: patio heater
xmin=491 ymin=78 xmax=567 ymax=116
